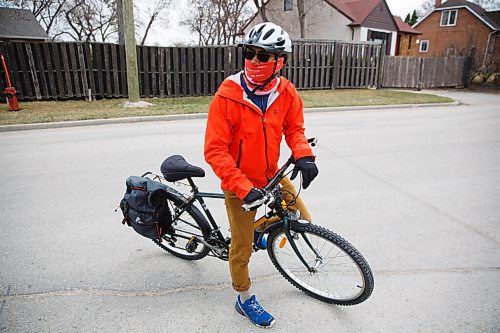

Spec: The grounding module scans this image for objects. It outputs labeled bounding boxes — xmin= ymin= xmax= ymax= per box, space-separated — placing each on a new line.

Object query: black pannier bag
xmin=119 ymin=176 xmax=173 ymax=240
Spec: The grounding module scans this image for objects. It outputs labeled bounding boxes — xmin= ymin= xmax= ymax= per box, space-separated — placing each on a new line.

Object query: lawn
xmin=0 ymin=89 xmax=453 ymax=126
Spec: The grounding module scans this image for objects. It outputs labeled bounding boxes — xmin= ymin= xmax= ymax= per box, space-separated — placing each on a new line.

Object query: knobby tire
xmin=267 ymin=223 xmax=374 ymax=305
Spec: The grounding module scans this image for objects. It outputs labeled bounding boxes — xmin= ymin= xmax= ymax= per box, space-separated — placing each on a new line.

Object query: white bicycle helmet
xmin=239 ymin=22 xmax=292 ymax=54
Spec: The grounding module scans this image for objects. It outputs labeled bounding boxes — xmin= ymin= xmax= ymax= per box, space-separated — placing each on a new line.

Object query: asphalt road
xmin=0 ymin=90 xmax=499 ymax=332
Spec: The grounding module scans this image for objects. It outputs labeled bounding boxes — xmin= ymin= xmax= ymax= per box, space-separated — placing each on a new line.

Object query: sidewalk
xmin=0 ymin=101 xmax=460 ymax=132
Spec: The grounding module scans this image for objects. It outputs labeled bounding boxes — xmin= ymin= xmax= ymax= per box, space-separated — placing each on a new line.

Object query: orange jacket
xmin=204 ymin=73 xmax=313 ymax=200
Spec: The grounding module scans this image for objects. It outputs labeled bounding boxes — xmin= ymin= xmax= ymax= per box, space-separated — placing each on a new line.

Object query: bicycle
xmin=144 ymin=138 xmax=374 ymax=305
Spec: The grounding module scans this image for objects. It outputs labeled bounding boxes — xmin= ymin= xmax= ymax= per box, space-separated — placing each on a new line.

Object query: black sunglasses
xmin=244 ymin=48 xmax=274 ymax=62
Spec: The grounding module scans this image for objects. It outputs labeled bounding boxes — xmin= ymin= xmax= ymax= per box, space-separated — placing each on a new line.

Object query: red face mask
xmin=244 ymin=57 xmax=284 ymax=88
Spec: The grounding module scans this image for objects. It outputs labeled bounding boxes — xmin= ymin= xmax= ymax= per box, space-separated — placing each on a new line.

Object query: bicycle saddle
xmin=160 ymin=155 xmax=205 ymax=182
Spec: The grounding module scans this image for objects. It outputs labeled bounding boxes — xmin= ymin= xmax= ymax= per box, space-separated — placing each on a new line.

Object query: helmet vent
xmin=263 ymin=28 xmax=275 ymax=40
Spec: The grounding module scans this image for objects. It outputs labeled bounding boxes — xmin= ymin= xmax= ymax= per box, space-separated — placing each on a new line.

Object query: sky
xmin=144 ymin=0 xmax=429 ymax=46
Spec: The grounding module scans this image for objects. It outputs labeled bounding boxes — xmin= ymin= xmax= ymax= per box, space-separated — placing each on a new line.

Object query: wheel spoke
xmin=268 ymin=224 xmax=374 ymax=305
xmin=154 ymin=193 xmax=211 ymax=260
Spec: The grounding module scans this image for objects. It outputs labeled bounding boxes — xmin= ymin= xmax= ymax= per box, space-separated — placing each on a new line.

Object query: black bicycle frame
xmin=186 ymin=178 xmax=226 ymax=242
xmin=169 ymin=137 xmax=319 ymax=268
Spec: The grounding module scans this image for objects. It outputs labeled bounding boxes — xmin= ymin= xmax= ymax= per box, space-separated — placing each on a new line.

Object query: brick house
xmin=412 ymin=0 xmax=500 ymax=68
xmin=243 ymin=0 xmax=400 ymax=55
xmin=394 ymin=16 xmax=421 ymax=56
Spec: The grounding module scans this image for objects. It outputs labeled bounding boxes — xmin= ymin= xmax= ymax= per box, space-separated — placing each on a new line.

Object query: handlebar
xmin=241 ymin=137 xmax=317 ymax=212
xmin=241 ymin=192 xmax=274 ymax=211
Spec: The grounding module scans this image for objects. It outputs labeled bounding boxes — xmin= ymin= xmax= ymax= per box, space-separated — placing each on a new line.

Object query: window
xmin=284 ymin=0 xmax=293 ymax=11
xmin=408 ymin=36 xmax=413 ymax=50
xmin=419 ymin=40 xmax=429 ymax=52
xmin=441 ymin=10 xmax=458 ymax=26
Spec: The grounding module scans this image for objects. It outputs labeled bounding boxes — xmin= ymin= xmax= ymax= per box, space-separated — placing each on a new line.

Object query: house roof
xmin=414 ymin=0 xmax=500 ymax=31
xmin=484 ymin=10 xmax=500 ymax=28
xmin=326 ymin=0 xmax=382 ymax=25
xmin=0 ymin=7 xmax=48 ymax=40
xmin=393 ymin=16 xmax=421 ymax=34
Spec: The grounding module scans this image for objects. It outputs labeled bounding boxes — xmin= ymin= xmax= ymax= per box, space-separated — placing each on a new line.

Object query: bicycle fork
xmin=283 ymin=216 xmax=323 ymax=274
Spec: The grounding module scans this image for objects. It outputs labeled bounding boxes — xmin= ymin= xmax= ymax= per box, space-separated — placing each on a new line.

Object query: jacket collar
xmin=217 ymin=72 xmax=290 ymax=115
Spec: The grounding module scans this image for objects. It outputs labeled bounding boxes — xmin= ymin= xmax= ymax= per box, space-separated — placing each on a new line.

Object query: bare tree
xmin=183 ymin=0 xmax=253 ymax=46
xmin=473 ymin=0 xmax=500 ymax=10
xmin=60 ymin=0 xmax=118 ymax=42
xmin=135 ymin=0 xmax=171 ymax=46
xmin=416 ymin=0 xmax=434 ymax=18
xmin=252 ymin=0 xmax=269 ymax=22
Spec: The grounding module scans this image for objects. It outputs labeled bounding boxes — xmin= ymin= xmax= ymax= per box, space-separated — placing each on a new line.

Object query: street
xmin=0 ymin=90 xmax=499 ymax=332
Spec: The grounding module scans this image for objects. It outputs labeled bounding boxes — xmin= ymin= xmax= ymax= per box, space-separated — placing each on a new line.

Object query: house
xmin=412 ymin=0 xmax=500 ymax=68
xmin=243 ymin=0 xmax=400 ymax=55
xmin=0 ymin=7 xmax=49 ymax=42
xmin=394 ymin=16 xmax=421 ymax=56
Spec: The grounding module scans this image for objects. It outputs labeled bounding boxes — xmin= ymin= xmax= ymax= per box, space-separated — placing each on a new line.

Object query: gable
xmin=326 ymin=0 xmax=397 ymax=31
xmin=326 ymin=0 xmax=381 ymax=24
xmin=362 ymin=1 xmax=398 ymax=31
xmin=414 ymin=1 xmax=499 ymax=31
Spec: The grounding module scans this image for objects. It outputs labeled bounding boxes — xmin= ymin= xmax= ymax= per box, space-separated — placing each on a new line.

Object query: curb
xmin=0 ymin=102 xmax=460 ymax=133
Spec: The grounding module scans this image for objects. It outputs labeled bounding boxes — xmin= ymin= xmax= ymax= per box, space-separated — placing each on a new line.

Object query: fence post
xmin=376 ymin=44 xmax=385 ymax=89
xmin=331 ymin=41 xmax=339 ymax=89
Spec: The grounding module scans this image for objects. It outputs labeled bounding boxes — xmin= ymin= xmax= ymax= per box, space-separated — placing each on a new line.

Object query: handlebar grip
xmin=241 ymin=194 xmax=270 ymax=211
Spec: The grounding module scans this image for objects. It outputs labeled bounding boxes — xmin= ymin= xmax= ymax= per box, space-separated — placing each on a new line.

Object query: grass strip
xmin=0 ymin=89 xmax=453 ymax=125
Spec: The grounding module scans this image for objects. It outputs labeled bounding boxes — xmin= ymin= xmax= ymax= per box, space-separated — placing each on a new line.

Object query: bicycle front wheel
xmin=267 ymin=222 xmax=374 ymax=305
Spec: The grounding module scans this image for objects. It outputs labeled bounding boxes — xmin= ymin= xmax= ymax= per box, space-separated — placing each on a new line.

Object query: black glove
xmin=243 ymin=187 xmax=265 ymax=205
xmin=290 ymin=156 xmax=319 ymax=189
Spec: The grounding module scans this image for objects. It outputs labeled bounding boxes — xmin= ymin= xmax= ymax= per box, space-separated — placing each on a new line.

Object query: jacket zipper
xmin=262 ymin=116 xmax=270 ymax=180
xmin=236 ymin=139 xmax=243 ymax=168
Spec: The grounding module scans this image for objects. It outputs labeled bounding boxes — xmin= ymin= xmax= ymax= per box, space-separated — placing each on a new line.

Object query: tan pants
xmin=223 ymin=177 xmax=311 ymax=292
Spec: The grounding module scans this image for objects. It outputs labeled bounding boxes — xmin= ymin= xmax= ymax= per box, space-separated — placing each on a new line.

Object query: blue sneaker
xmin=254 ymin=231 xmax=267 ymax=250
xmin=235 ymin=295 xmax=275 ymax=328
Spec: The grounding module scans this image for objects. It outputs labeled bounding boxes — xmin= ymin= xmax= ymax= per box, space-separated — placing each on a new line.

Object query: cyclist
xmin=204 ymin=22 xmax=318 ymax=328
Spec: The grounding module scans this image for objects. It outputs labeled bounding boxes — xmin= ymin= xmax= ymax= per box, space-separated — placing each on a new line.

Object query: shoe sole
xmin=234 ymin=301 xmax=275 ymax=329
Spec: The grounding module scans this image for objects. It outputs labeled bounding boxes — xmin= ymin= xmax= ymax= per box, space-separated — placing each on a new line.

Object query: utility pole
xmin=121 ymin=0 xmax=140 ymax=102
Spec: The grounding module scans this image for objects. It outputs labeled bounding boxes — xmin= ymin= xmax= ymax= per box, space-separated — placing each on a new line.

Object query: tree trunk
xmin=254 ymin=0 xmax=268 ymax=22
xmin=140 ymin=13 xmax=157 ymax=46
xmin=117 ymin=0 xmax=125 ymax=45
xmin=297 ymin=0 xmax=306 ymax=38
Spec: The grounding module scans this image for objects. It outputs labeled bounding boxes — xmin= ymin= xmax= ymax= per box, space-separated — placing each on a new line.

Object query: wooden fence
xmin=0 ymin=40 xmax=384 ymax=101
xmin=381 ymin=56 xmax=471 ymax=89
xmin=0 ymin=40 xmax=469 ymax=101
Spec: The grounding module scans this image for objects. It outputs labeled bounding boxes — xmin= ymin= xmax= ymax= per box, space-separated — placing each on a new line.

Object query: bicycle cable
xmin=278 ymin=169 xmax=300 ymax=209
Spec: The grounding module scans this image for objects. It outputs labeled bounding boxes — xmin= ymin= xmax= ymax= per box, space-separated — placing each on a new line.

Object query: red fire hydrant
xmin=1 ymin=54 xmax=20 ymax=111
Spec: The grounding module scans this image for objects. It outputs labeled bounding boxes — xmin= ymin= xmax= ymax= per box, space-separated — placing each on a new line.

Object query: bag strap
xmin=128 ymin=185 xmax=149 ymax=194
xmin=121 ymin=202 xmax=131 ymax=226
xmin=156 ymin=223 xmax=163 ymax=242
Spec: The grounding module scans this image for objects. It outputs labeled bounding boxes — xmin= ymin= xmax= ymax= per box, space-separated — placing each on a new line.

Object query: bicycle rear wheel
xmin=267 ymin=222 xmax=374 ymax=305
xmin=153 ymin=190 xmax=211 ymax=260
